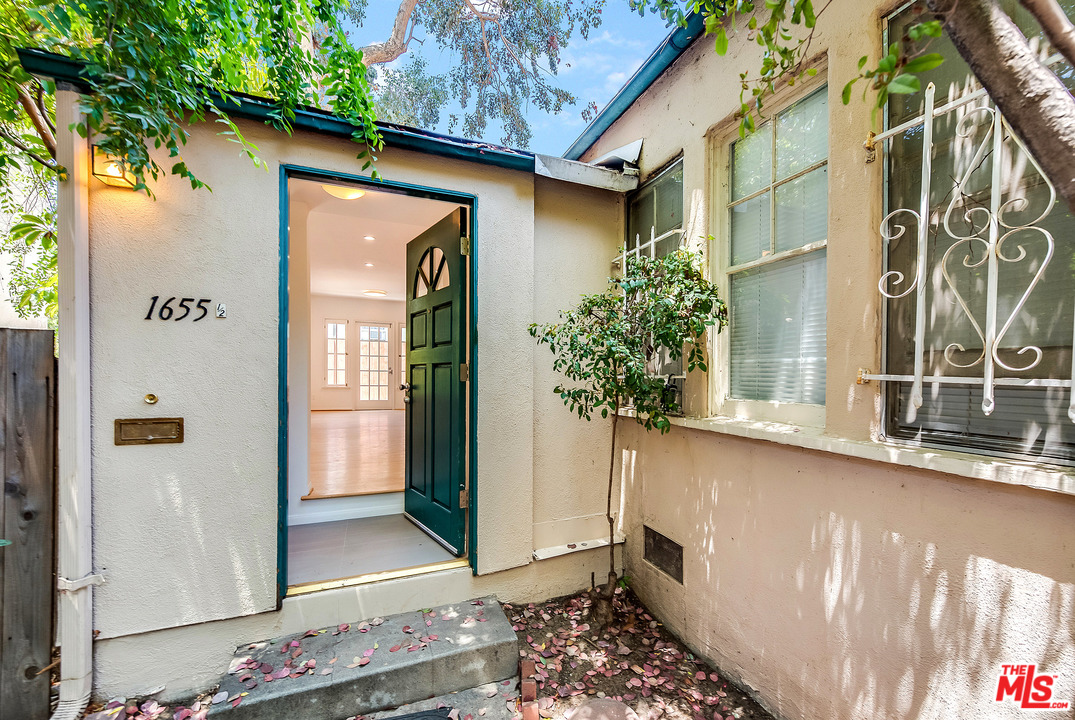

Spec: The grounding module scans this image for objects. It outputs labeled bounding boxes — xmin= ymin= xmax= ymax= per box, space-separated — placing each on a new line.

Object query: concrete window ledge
xmin=664 ymin=414 xmax=1075 ymax=497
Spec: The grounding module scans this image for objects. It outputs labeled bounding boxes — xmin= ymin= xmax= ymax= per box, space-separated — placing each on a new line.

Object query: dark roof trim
xmin=17 ymin=47 xmax=536 ymax=173
xmin=561 ymin=13 xmax=704 ymax=162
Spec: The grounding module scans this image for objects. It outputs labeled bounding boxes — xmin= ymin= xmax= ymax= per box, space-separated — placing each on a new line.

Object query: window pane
xmin=730 ymin=250 xmax=827 ymax=404
xmin=360 ymin=387 xmax=370 ymax=401
xmin=776 ymin=89 xmax=828 ymax=179
xmin=336 ymin=370 xmax=346 ymax=386
xmin=654 ymin=165 xmax=684 ymax=237
xmin=730 ymin=193 xmax=770 ymax=265
xmin=379 ymin=386 xmax=389 ymax=401
xmin=327 ymin=340 xmax=335 ymax=355
xmin=731 ymin=124 xmax=772 ymax=201
xmin=337 ymin=355 xmax=345 ymax=371
xmin=360 ymin=341 xmax=369 ymax=355
xmin=360 ymin=356 xmax=369 ymax=370
xmin=359 ymin=371 xmax=369 ymax=386
xmin=628 ymin=188 xmax=655 ymax=251
xmin=327 ymin=324 xmax=337 ymax=339
xmin=775 ymin=166 xmax=827 ymax=253
xmin=327 ymin=355 xmax=335 ymax=371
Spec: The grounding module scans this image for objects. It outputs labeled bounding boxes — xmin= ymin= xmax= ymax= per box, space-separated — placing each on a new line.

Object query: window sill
xmin=665 ymin=414 xmax=1075 ymax=497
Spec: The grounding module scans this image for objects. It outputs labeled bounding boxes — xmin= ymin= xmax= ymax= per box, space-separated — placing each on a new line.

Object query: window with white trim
xmin=625 ymin=159 xmax=685 ymax=409
xmin=726 ymin=87 xmax=828 ymax=407
xmin=877 ymin=0 xmax=1075 ymax=464
xmin=326 ymin=320 xmax=347 ymax=387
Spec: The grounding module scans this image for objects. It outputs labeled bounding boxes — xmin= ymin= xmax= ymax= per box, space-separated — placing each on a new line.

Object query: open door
xmin=403 ymin=208 xmax=467 ymax=555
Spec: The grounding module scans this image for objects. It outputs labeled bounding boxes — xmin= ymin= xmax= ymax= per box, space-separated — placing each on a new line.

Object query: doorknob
xmin=400 ymin=382 xmax=411 ymax=390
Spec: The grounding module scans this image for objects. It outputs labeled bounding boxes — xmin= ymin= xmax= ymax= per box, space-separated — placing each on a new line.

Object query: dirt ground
xmin=506 ymin=587 xmax=774 ymax=720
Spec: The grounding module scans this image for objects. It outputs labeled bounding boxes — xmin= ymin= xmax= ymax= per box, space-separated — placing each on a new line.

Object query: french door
xmin=354 ymin=323 xmax=394 ymax=410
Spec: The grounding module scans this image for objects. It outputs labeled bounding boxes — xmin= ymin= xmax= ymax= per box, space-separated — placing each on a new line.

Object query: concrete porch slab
xmin=208 ymin=596 xmax=517 ymax=720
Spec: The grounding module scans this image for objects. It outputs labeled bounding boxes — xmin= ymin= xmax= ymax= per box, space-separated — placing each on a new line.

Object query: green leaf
xmin=714 ymin=27 xmax=728 ymax=56
xmin=902 ymin=53 xmax=945 ymax=74
xmin=842 ymin=79 xmax=856 ymax=105
xmin=887 ymin=73 xmax=921 ymax=94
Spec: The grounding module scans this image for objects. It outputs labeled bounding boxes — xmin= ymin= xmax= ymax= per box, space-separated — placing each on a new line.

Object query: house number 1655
xmin=144 ymin=297 xmax=225 ymax=321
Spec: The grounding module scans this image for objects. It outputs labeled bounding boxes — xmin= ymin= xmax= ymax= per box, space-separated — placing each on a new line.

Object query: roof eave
xmin=17 ymin=47 xmax=536 ymax=173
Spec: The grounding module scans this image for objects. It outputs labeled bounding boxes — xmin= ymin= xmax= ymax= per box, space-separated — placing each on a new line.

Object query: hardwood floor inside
xmin=305 ymin=409 xmax=405 ymax=499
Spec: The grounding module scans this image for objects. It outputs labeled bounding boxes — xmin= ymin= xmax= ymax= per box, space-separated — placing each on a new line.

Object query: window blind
xmin=730 ymin=250 xmax=827 ymax=405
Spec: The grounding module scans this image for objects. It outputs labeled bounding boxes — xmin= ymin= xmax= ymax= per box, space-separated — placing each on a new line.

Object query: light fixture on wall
xmin=91 ymin=146 xmax=136 ymax=188
xmin=363 ymin=289 xmax=387 ymax=297
xmin=321 ymin=184 xmax=366 ymax=200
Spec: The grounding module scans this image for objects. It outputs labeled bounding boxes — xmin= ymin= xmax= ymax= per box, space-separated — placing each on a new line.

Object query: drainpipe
xmin=52 ymin=82 xmax=95 ymax=720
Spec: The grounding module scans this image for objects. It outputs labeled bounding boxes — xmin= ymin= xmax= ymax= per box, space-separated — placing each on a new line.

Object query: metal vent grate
xmin=643 ymin=525 xmax=683 ymax=583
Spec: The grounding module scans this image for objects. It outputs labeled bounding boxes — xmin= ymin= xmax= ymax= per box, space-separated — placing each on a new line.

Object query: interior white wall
xmin=308 ymin=293 xmax=406 ymax=411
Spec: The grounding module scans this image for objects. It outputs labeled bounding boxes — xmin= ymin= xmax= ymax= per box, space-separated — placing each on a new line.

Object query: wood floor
xmin=287 ymin=514 xmax=455 ymax=586
xmin=305 ymin=410 xmax=405 ymax=499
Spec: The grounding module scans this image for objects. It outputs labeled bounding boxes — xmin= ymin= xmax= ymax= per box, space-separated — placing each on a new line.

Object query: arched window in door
xmin=414 ymin=247 xmax=450 ymax=299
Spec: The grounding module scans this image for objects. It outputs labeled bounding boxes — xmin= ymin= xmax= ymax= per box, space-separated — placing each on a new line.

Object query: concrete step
xmin=208 ymin=596 xmax=518 ymax=720
xmin=369 ymin=679 xmax=522 ymax=720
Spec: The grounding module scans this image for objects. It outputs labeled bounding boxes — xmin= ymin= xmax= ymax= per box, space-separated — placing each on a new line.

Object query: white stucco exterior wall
xmin=576 ymin=1 xmax=1075 ymax=718
xmin=82 ymin=115 xmax=627 ymax=699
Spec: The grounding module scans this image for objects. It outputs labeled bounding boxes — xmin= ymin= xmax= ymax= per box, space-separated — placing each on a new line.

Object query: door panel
xmin=404 ymin=208 xmax=467 ymax=555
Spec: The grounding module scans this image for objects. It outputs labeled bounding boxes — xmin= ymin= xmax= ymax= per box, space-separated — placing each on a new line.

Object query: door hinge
xmin=459 ymin=488 xmax=469 ymax=509
xmin=460 ymin=362 xmax=469 ymax=382
xmin=460 ymin=236 xmax=470 ymax=256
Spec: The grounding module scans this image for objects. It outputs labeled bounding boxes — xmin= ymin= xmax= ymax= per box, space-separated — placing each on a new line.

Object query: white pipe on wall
xmin=52 ymin=83 xmax=94 ymax=719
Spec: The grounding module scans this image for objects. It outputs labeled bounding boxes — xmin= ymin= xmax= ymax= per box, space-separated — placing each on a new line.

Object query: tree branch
xmin=0 ymin=127 xmax=61 ymax=172
xmin=359 ymin=0 xmax=421 ymax=65
xmin=1019 ymin=0 xmax=1075 ymax=68
xmin=16 ymin=83 xmax=56 ymax=159
xmin=927 ymin=0 xmax=1075 ymax=212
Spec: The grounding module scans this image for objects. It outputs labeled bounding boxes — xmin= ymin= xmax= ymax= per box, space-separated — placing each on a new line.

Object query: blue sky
xmin=346 ymin=2 xmax=674 ymax=156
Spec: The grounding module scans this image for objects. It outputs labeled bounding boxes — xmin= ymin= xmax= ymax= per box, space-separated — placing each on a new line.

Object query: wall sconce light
xmin=322 ymin=184 xmax=366 ymax=200
xmin=92 ymin=146 xmax=136 ymax=188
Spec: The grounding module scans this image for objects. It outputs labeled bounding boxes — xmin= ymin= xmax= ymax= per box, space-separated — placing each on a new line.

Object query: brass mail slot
xmin=115 ymin=417 xmax=184 ymax=445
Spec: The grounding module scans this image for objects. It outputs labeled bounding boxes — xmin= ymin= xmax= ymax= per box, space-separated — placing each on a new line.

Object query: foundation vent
xmin=643 ymin=525 xmax=683 ymax=583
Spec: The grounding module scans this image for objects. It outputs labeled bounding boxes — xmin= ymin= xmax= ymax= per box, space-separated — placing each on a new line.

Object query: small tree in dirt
xmin=529 ymin=247 xmax=727 ymax=623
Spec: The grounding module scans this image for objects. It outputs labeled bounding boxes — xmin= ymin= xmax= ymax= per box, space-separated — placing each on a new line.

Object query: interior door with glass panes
xmin=355 ymin=323 xmax=394 ymax=409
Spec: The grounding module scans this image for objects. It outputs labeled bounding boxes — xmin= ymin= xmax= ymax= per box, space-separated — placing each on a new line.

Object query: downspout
xmin=52 ymin=82 xmax=95 ymax=719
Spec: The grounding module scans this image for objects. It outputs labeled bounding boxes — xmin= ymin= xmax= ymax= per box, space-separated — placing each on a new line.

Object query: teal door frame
xmin=278 ymin=164 xmax=479 ymax=604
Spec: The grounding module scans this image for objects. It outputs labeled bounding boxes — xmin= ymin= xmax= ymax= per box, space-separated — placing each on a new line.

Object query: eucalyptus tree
xmin=342 ymin=0 xmax=606 ymax=148
xmin=529 ymin=249 xmax=726 ymax=621
xmin=633 ymin=0 xmax=1075 ymax=211
xmin=0 ymin=0 xmax=381 ymax=320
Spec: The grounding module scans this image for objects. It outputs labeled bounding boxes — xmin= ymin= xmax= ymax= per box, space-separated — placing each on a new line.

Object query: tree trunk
xmin=926 ymin=0 xmax=1075 ymax=211
xmin=605 ymin=402 xmax=619 ymax=593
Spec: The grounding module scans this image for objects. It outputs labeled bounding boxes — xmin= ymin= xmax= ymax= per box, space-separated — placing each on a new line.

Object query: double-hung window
xmin=624 ymin=159 xmax=685 ymax=408
xmin=725 ymin=87 xmax=828 ymax=410
xmin=879 ymin=1 xmax=1075 ymax=464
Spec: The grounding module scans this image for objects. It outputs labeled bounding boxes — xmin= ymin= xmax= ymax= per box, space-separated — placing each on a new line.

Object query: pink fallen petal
xmin=695 ymin=671 xmax=706 ymax=681
xmin=339 ymin=624 xmax=350 ymax=632
xmin=478 ymin=709 xmax=487 ymax=717
xmin=322 ymin=668 xmax=333 ymax=675
xmin=264 ymin=675 xmax=273 ymax=683
xmin=709 ymin=673 xmax=719 ymax=682
xmin=231 ymin=697 xmax=242 ymax=708
xmin=359 ymin=657 xmax=370 ymax=666
xmin=259 ymin=663 xmax=272 ymax=674
xmin=390 ymin=645 xmax=402 ymax=653
xmin=448 ymin=710 xmax=460 ymax=720
xmin=290 ymin=640 xmax=300 ymax=647
xmin=363 ymin=649 xmax=375 ymax=657
xmin=402 ymin=626 xmax=413 ymax=633
xmin=274 ymin=668 xmax=289 ymax=679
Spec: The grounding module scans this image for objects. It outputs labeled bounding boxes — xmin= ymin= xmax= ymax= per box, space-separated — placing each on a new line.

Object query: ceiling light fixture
xmin=363 ymin=235 xmax=376 ymax=241
xmin=364 ymin=263 xmax=374 ymax=268
xmin=363 ymin=289 xmax=387 ymax=296
xmin=321 ymin=184 xmax=366 ymax=200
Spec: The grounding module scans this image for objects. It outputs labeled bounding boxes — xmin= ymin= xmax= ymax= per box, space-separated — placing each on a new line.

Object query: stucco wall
xmin=532 ymin=177 xmax=625 ymax=551
xmin=84 ymin=115 xmax=623 ymax=698
xmin=576 ymin=0 xmax=1075 ymax=718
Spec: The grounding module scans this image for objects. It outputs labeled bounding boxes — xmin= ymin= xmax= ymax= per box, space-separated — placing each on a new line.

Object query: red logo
xmin=995 ymin=665 xmax=1069 ymax=710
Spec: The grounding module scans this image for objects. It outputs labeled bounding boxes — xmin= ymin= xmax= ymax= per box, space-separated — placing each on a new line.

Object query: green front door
xmin=403 ymin=208 xmax=467 ymax=555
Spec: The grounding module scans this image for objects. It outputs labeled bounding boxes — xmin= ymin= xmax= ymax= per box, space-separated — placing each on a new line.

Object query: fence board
xmin=0 ymin=328 xmax=56 ymax=720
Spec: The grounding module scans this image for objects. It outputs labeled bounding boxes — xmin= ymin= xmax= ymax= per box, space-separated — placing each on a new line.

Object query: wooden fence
xmin=0 ymin=328 xmax=56 ymax=720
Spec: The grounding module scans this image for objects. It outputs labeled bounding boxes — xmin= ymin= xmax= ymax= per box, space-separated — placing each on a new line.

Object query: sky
xmin=345 ymin=2 xmax=675 ymax=156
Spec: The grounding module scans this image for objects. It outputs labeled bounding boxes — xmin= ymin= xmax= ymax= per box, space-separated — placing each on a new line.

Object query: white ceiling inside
xmin=290 ymin=178 xmax=461 ymax=302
